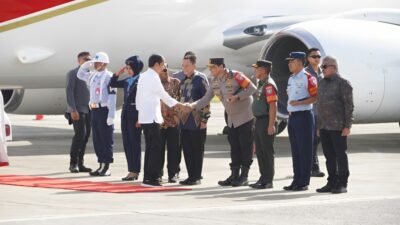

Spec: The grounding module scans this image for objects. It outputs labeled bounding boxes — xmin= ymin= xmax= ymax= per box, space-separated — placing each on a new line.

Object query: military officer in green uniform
xmin=249 ymin=60 xmax=278 ymax=189
xmin=188 ymin=58 xmax=256 ymax=187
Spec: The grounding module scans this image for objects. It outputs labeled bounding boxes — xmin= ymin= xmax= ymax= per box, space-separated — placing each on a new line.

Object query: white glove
xmin=81 ymin=60 xmax=94 ymax=70
xmin=106 ymin=117 xmax=114 ymax=126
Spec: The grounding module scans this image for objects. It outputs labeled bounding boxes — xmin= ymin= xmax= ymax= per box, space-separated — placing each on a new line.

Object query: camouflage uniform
xmin=252 ymin=77 xmax=278 ymax=185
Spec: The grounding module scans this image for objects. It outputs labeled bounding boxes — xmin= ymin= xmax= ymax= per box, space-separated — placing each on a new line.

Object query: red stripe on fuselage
xmin=0 ymin=0 xmax=73 ymax=23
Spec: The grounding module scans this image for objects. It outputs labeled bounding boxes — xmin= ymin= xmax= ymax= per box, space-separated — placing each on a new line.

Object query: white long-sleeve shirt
xmin=136 ymin=68 xmax=178 ymax=124
xmin=77 ymin=61 xmax=117 ymax=120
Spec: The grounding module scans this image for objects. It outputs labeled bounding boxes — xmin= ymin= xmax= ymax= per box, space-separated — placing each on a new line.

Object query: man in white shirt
xmin=136 ymin=54 xmax=184 ymax=186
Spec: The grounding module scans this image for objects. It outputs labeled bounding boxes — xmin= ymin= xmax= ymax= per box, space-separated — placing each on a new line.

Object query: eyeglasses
xmin=321 ymin=65 xmax=333 ymax=69
xmin=309 ymin=55 xmax=321 ymax=59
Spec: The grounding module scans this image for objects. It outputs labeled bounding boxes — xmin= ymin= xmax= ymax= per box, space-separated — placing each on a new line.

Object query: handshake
xmin=175 ymin=102 xmax=194 ymax=113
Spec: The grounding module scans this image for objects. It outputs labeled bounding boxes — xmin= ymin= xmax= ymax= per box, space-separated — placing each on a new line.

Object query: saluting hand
xmin=115 ymin=67 xmax=126 ymax=77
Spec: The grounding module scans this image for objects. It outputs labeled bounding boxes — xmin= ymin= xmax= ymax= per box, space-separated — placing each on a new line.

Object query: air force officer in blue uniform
xmin=109 ymin=55 xmax=144 ymax=181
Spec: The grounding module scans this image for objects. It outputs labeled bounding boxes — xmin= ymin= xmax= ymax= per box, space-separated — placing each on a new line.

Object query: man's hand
xmin=200 ymin=122 xmax=207 ymax=129
xmin=317 ymin=129 xmax=320 ymax=137
xmin=115 ymin=67 xmax=125 ymax=77
xmin=267 ymin=125 xmax=276 ymax=135
xmin=289 ymin=100 xmax=300 ymax=106
xmin=71 ymin=111 xmax=80 ymax=121
xmin=341 ymin=127 xmax=350 ymax=136
xmin=135 ymin=121 xmax=141 ymax=128
xmin=227 ymin=95 xmax=239 ymax=103
xmin=106 ymin=117 xmax=114 ymax=126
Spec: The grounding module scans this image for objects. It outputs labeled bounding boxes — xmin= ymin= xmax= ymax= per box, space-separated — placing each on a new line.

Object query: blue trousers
xmin=91 ymin=107 xmax=114 ymax=163
xmin=288 ymin=110 xmax=314 ymax=186
xmin=121 ymin=105 xmax=142 ymax=173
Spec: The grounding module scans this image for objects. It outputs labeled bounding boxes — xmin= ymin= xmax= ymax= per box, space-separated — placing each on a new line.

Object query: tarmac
xmin=1 ymin=102 xmax=400 ymax=225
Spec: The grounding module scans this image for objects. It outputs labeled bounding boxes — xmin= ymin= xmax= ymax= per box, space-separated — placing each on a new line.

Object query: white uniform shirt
xmin=287 ymin=69 xmax=315 ymax=112
xmin=136 ymin=68 xmax=178 ymax=124
xmin=77 ymin=61 xmax=117 ymax=120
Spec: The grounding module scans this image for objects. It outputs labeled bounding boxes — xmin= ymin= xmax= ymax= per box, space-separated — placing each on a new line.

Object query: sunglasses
xmin=321 ymin=65 xmax=333 ymax=69
xmin=309 ymin=55 xmax=321 ymax=59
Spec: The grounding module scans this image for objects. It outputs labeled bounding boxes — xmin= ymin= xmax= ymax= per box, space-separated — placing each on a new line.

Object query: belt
xmin=89 ymin=103 xmax=108 ymax=109
xmin=289 ymin=110 xmax=311 ymax=116
xmin=255 ymin=115 xmax=268 ymax=119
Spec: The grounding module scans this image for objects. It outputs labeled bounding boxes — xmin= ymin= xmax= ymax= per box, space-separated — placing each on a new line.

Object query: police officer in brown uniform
xmin=188 ymin=58 xmax=256 ymax=187
xmin=316 ymin=56 xmax=354 ymax=194
xmin=249 ymin=60 xmax=277 ymax=189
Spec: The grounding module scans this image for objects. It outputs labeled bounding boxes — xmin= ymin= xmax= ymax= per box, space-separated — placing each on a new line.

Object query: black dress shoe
xmin=78 ymin=165 xmax=92 ymax=173
xmin=283 ymin=184 xmax=295 ymax=191
xmin=69 ymin=165 xmax=79 ymax=173
xmin=168 ymin=174 xmax=179 ymax=183
xmin=89 ymin=163 xmax=103 ymax=176
xmin=331 ymin=185 xmax=347 ymax=194
xmin=292 ymin=185 xmax=308 ymax=191
xmin=180 ymin=178 xmax=201 ymax=185
xmin=250 ymin=182 xmax=273 ymax=189
xmin=99 ymin=163 xmax=111 ymax=176
xmin=316 ymin=184 xmax=333 ymax=193
xmin=311 ymin=170 xmax=325 ymax=177
xmin=122 ymin=172 xmax=139 ymax=181
xmin=142 ymin=180 xmax=162 ymax=186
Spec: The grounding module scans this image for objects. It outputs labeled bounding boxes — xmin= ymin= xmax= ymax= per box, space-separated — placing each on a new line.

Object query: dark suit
xmin=109 ymin=74 xmax=142 ymax=173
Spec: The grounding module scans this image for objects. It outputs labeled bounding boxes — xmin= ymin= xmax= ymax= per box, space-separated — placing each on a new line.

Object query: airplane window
xmin=244 ymin=25 xmax=267 ymax=36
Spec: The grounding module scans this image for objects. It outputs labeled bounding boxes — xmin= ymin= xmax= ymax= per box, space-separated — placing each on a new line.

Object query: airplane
xmin=1 ymin=0 xmax=400 ymax=133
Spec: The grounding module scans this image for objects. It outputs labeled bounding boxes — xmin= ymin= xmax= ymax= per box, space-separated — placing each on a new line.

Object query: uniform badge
xmin=266 ymin=86 xmax=273 ymax=94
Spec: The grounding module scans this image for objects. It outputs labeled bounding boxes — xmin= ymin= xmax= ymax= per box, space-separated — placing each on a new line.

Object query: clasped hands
xmin=175 ymin=102 xmax=194 ymax=113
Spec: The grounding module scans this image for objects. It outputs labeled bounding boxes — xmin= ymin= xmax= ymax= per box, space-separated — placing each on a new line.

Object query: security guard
xmin=305 ymin=48 xmax=325 ymax=177
xmin=77 ymin=52 xmax=117 ymax=176
xmin=189 ymin=58 xmax=256 ymax=187
xmin=249 ymin=60 xmax=277 ymax=189
xmin=283 ymin=52 xmax=317 ymax=191
xmin=109 ymin=55 xmax=143 ymax=181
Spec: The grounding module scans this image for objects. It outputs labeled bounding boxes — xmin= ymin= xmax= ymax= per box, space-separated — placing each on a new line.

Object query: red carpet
xmin=0 ymin=174 xmax=191 ymax=193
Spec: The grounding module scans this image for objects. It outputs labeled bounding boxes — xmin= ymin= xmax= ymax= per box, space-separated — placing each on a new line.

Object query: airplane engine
xmin=260 ymin=19 xmax=400 ymax=124
xmin=2 ymin=88 xmax=123 ymax=115
xmin=2 ymin=88 xmax=68 ymax=114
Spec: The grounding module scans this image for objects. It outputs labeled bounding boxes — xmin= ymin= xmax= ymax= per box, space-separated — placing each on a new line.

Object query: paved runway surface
xmin=1 ymin=103 xmax=400 ymax=225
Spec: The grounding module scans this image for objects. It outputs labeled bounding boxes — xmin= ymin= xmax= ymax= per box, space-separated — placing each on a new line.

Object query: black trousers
xmin=70 ymin=112 xmax=91 ymax=166
xmin=320 ymin=129 xmax=350 ymax=186
xmin=228 ymin=120 xmax=254 ymax=168
xmin=312 ymin=115 xmax=321 ymax=171
xmin=254 ymin=116 xmax=275 ymax=183
xmin=121 ymin=106 xmax=142 ymax=173
xmin=160 ymin=127 xmax=180 ymax=178
xmin=181 ymin=129 xmax=206 ymax=180
xmin=142 ymin=123 xmax=162 ymax=181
